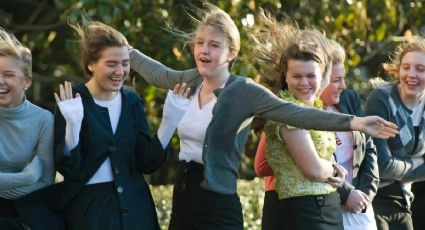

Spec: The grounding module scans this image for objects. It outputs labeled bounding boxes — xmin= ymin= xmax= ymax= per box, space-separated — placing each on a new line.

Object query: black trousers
xmin=0 ymin=198 xmax=29 ymax=230
xmin=169 ymin=161 xmax=243 ymax=230
xmin=277 ymin=192 xmax=343 ymax=230
xmin=412 ymin=181 xmax=425 ymax=230
xmin=65 ymin=182 xmax=122 ymax=230
xmin=373 ymin=198 xmax=413 ymax=230
xmin=261 ymin=190 xmax=279 ymax=230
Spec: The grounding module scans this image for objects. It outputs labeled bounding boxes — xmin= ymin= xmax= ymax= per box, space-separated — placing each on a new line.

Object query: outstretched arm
xmin=129 ymin=48 xmax=201 ymax=89
xmin=247 ymin=81 xmax=397 ymax=138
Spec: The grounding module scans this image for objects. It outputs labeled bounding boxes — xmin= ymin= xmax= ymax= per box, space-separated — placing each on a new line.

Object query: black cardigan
xmin=335 ymin=89 xmax=379 ymax=205
xmin=16 ymin=84 xmax=168 ymax=230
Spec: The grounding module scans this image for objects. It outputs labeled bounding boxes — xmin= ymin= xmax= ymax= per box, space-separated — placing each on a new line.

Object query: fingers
xmin=172 ymin=83 xmax=191 ymax=98
xmin=54 ymin=93 xmax=61 ymax=104
xmin=172 ymin=84 xmax=180 ymax=95
xmin=55 ymin=81 xmax=75 ymax=103
xmin=334 ymin=163 xmax=347 ymax=179
xmin=327 ymin=177 xmax=342 ymax=188
xmin=376 ymin=118 xmax=399 ymax=138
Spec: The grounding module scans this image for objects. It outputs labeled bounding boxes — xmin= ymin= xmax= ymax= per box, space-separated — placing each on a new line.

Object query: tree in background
xmin=1 ymin=0 xmax=424 ymax=184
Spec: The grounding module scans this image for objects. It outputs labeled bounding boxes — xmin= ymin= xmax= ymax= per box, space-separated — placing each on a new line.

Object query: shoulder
xmin=121 ymin=86 xmax=144 ymax=105
xmin=26 ymin=101 xmax=54 ymax=122
xmin=340 ymin=89 xmax=360 ymax=101
xmin=369 ymin=84 xmax=394 ymax=98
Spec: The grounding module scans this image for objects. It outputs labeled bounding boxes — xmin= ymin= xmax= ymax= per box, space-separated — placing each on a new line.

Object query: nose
xmin=201 ymin=43 xmax=209 ymax=54
xmin=407 ymin=67 xmax=417 ymax=78
xmin=299 ymin=77 xmax=309 ymax=85
xmin=115 ymin=65 xmax=124 ymax=75
xmin=340 ymin=79 xmax=346 ymax=90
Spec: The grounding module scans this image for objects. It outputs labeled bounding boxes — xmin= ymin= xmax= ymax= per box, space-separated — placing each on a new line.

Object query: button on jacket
xmin=16 ymin=84 xmax=168 ymax=230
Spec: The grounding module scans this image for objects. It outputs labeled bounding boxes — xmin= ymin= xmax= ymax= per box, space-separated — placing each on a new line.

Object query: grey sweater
xmin=0 ymin=99 xmax=54 ymax=199
xmin=366 ymin=84 xmax=425 ymax=204
xmin=130 ymin=49 xmax=353 ymax=194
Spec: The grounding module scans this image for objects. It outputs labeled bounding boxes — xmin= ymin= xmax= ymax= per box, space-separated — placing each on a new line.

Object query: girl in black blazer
xmin=16 ymin=20 xmax=190 ymax=230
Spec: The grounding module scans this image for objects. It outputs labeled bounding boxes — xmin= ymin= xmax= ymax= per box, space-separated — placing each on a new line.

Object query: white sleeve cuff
xmin=57 ymin=97 xmax=84 ymax=155
xmin=157 ymin=90 xmax=190 ymax=148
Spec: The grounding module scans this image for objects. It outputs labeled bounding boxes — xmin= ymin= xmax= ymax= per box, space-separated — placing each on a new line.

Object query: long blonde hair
xmin=383 ymin=35 xmax=425 ymax=78
xmin=170 ymin=2 xmax=240 ymax=70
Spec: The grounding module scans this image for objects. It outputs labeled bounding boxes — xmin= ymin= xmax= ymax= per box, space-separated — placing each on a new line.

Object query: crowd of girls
xmin=1 ymin=2 xmax=424 ymax=230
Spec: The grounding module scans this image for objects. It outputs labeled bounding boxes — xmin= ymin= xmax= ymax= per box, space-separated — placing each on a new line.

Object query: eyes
xmin=195 ymin=40 xmax=221 ymax=48
xmin=105 ymin=61 xmax=129 ymax=68
xmin=401 ymin=64 xmax=425 ymax=73
xmin=0 ymin=72 xmax=18 ymax=79
xmin=290 ymin=74 xmax=317 ymax=79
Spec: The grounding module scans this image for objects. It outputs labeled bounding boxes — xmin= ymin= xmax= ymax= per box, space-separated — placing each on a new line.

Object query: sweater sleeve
xmin=365 ymin=88 xmax=421 ymax=181
xmin=0 ymin=113 xmax=55 ymax=198
xmin=356 ymin=134 xmax=379 ymax=200
xmin=130 ymin=49 xmax=200 ymax=89
xmin=254 ymin=132 xmax=274 ymax=177
xmin=0 ymin=156 xmax=42 ymax=192
xmin=248 ymin=81 xmax=353 ymax=131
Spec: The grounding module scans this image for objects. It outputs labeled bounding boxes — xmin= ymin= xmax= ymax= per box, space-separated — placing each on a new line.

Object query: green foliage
xmin=150 ymin=178 xmax=264 ymax=229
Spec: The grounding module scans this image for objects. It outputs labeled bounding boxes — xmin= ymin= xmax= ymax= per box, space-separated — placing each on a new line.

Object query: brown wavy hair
xmin=69 ymin=20 xmax=128 ymax=77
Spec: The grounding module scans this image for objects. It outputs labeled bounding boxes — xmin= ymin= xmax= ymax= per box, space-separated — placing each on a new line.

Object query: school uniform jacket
xmin=336 ymin=89 xmax=379 ymax=204
xmin=16 ymin=84 xmax=167 ymax=230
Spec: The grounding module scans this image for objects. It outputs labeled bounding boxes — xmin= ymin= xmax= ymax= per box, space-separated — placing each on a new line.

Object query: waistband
xmin=279 ymin=192 xmax=340 ymax=207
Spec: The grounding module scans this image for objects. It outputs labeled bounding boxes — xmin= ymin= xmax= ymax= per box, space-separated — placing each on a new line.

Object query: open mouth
xmin=0 ymin=89 xmax=9 ymax=94
xmin=199 ymin=57 xmax=211 ymax=63
xmin=406 ymin=81 xmax=419 ymax=86
xmin=109 ymin=77 xmax=124 ymax=83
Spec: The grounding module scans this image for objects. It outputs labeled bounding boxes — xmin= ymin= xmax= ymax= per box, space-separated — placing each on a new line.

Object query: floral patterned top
xmin=265 ymin=90 xmax=336 ymax=199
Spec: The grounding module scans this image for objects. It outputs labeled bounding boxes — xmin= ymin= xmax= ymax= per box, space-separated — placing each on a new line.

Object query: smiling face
xmin=285 ymin=59 xmax=323 ymax=105
xmin=86 ymin=46 xmax=129 ymax=99
xmin=398 ymin=51 xmax=425 ymax=103
xmin=193 ymin=25 xmax=234 ymax=80
xmin=320 ymin=63 xmax=346 ymax=106
xmin=0 ymin=56 xmax=31 ymax=108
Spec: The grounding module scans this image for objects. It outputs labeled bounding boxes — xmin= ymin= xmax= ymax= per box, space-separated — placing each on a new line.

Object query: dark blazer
xmin=16 ymin=84 xmax=167 ymax=230
xmin=335 ymin=89 xmax=379 ymax=204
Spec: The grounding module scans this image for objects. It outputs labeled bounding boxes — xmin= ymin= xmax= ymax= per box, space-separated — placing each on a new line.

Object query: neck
xmin=302 ymin=98 xmax=315 ymax=107
xmin=202 ymin=72 xmax=230 ymax=92
xmin=398 ymin=85 xmax=424 ymax=109
xmin=85 ymin=80 xmax=118 ymax=101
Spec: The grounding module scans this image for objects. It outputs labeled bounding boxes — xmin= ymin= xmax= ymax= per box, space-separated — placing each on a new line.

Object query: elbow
xmin=303 ymin=168 xmax=327 ymax=182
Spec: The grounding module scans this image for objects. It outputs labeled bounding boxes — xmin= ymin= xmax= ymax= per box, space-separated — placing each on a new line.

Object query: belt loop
xmin=316 ymin=195 xmax=325 ymax=206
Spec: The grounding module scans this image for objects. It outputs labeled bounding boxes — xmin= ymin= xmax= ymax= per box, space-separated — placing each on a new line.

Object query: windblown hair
xmin=0 ymin=27 xmax=32 ymax=78
xmin=383 ymin=35 xmax=425 ymax=78
xmin=329 ymin=39 xmax=345 ymax=65
xmin=369 ymin=35 xmax=425 ymax=88
xmin=170 ymin=2 xmax=240 ymax=70
xmin=70 ymin=20 xmax=128 ymax=76
xmin=252 ymin=10 xmax=331 ymax=93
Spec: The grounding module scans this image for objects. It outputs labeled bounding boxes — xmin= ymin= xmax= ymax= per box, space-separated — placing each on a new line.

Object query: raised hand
xmin=172 ymin=82 xmax=191 ymax=99
xmin=54 ymin=81 xmax=80 ymax=103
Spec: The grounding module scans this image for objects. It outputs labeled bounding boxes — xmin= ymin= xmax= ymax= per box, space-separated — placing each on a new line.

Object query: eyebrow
xmin=105 ymin=59 xmax=129 ymax=63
